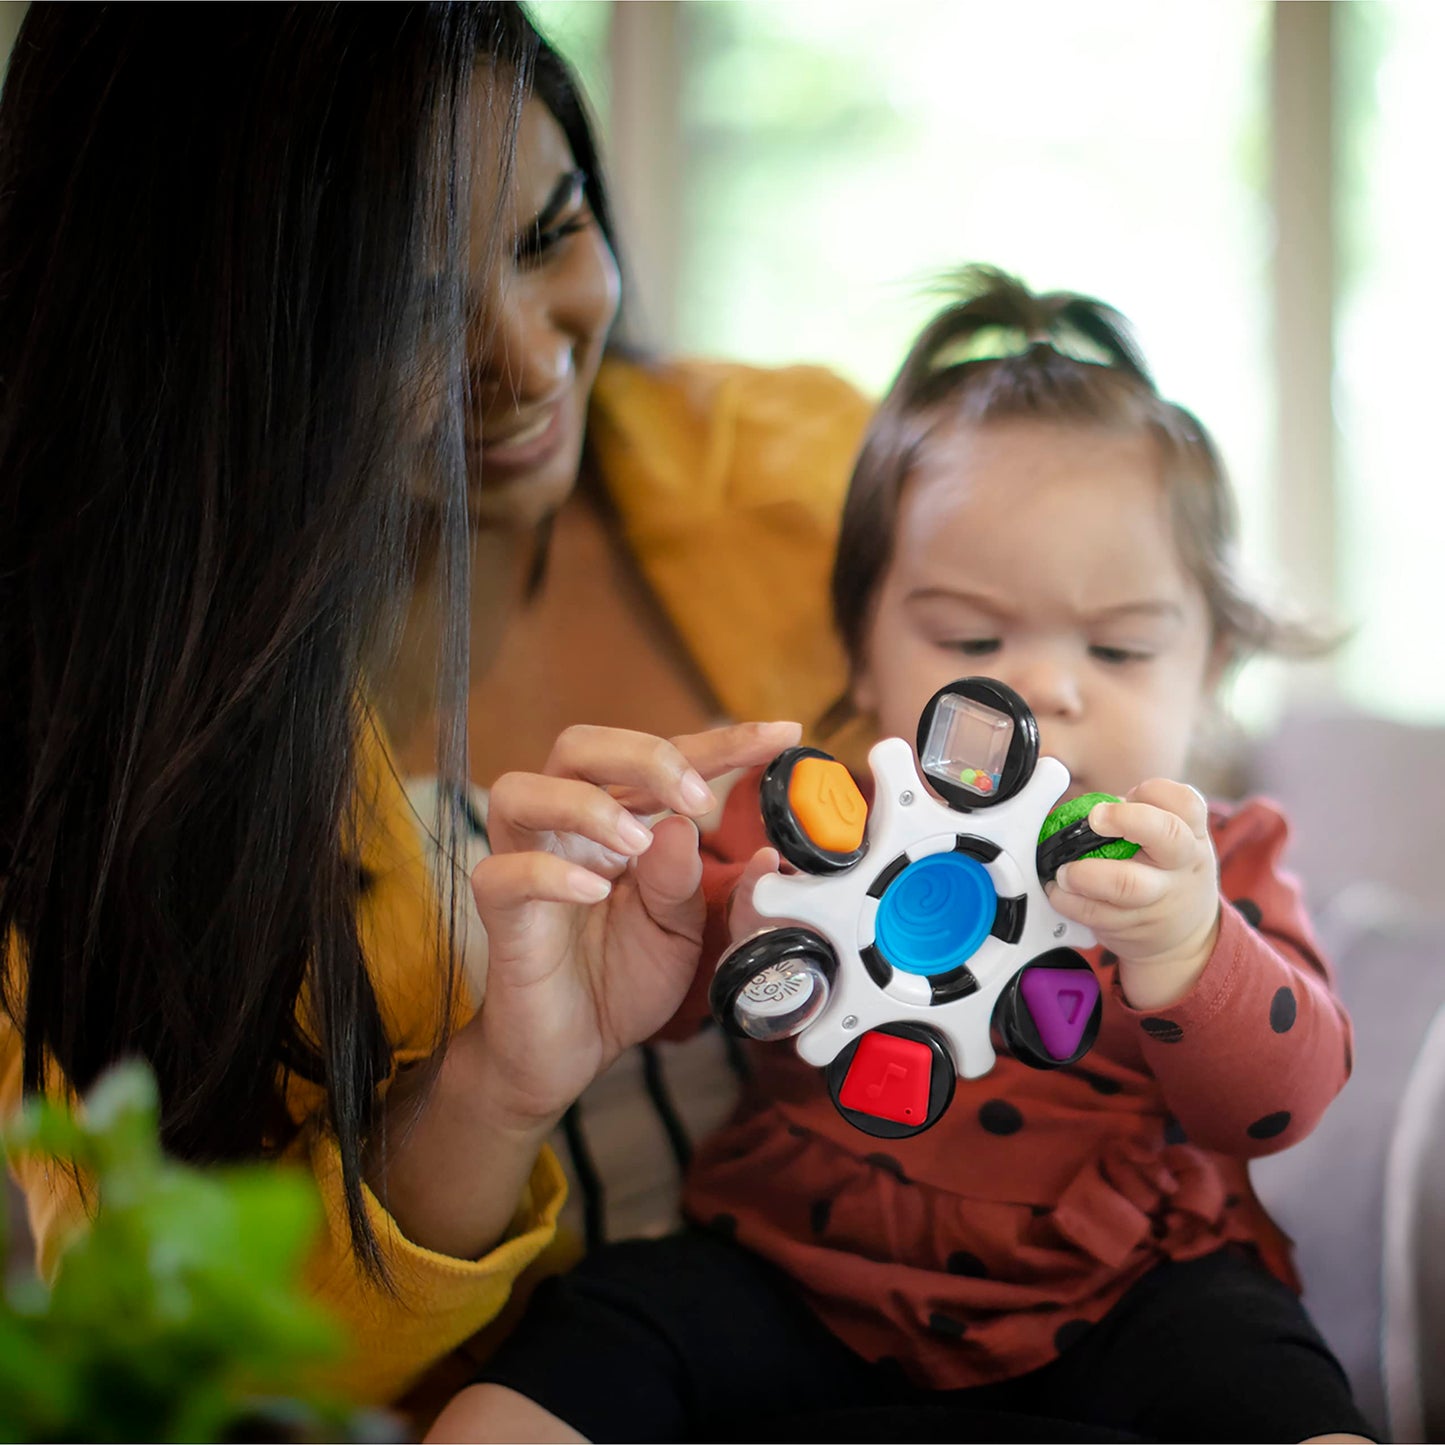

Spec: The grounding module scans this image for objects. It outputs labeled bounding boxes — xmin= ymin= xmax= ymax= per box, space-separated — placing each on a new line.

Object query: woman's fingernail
xmin=680 ymin=770 xmax=716 ymax=811
xmin=571 ymin=870 xmax=612 ymax=903
xmin=618 ymin=815 xmax=653 ymax=852
xmin=1054 ymin=864 xmax=1071 ymax=891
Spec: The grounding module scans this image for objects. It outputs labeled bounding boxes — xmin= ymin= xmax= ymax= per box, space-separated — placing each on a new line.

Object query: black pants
xmin=477 ymin=1230 xmax=1374 ymax=1443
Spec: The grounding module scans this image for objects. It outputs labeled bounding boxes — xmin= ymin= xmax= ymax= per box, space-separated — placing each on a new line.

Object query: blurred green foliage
xmin=0 ymin=1063 xmax=377 ymax=1443
xmin=526 ymin=1 xmax=611 ymax=131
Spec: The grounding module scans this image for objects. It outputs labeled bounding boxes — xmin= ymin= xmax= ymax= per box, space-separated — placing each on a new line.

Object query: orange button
xmin=788 ymin=756 xmax=867 ymax=854
xmin=838 ymin=1032 xmax=932 ymax=1124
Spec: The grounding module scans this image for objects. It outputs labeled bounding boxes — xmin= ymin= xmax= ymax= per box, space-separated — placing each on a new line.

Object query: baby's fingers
xmin=1052 ymin=856 xmax=1171 ymax=912
xmin=728 ymin=846 xmax=783 ymax=943
xmin=1089 ymin=784 xmax=1207 ymax=870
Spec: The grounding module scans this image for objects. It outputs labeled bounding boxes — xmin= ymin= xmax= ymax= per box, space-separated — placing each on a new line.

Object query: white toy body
xmin=751 ymin=736 xmax=1096 ymax=1079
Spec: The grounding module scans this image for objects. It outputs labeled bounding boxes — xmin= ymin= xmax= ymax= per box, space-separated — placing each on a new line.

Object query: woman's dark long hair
xmin=0 ymin=4 xmax=538 ymax=1277
xmin=518 ymin=9 xmax=628 ymax=594
xmin=530 ymin=21 xmax=619 ymax=264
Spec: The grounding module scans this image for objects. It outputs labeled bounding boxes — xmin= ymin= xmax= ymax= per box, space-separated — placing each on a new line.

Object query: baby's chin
xmin=1058 ymin=777 xmax=1119 ymax=805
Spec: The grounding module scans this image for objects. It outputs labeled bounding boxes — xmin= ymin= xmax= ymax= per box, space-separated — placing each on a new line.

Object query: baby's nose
xmin=1009 ymin=658 xmax=1083 ymax=721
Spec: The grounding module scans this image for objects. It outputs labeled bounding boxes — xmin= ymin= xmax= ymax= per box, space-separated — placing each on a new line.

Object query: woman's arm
xmin=361 ymin=720 xmax=799 ymax=1262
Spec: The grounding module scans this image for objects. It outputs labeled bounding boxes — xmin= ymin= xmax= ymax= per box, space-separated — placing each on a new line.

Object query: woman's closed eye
xmin=515 ymin=169 xmax=591 ymax=268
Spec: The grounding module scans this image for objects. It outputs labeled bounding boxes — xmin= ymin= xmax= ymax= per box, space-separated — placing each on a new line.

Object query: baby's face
xmin=853 ymin=418 xmax=1220 ymax=801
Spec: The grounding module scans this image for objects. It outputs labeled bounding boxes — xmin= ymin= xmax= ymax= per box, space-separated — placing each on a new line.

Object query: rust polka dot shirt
xmin=659 ymin=767 xmax=1353 ymax=1389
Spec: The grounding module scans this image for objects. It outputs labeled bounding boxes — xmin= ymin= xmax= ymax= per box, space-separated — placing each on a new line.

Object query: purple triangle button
xmin=1019 ymin=966 xmax=1099 ymax=1060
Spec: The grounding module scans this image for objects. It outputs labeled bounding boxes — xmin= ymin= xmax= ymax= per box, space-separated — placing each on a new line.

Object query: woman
xmin=382 ymin=15 xmax=874 ymax=785
xmin=0 ymin=3 xmax=798 ymax=1411
xmin=376 ymin=0 xmax=878 ymax=1327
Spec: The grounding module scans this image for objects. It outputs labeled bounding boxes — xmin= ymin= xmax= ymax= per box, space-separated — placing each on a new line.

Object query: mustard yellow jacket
xmin=0 ymin=354 xmax=870 ymax=1406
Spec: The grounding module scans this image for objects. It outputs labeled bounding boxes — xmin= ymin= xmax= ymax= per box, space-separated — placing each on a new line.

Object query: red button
xmin=838 ymin=1032 xmax=933 ymax=1124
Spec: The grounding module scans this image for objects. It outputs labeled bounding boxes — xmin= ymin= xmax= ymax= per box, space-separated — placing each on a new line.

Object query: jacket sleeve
xmin=1 ymin=1013 xmax=89 ymax=1282
xmin=1113 ymin=798 xmax=1353 ymax=1158
xmin=297 ymin=727 xmax=571 ymax=1405
xmin=298 ymin=1132 xmax=567 ymax=1406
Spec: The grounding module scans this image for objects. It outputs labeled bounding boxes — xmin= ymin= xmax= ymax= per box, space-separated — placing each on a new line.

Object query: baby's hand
xmin=1047 ymin=778 xmax=1221 ymax=1012
xmin=727 ymin=846 xmax=784 ymax=945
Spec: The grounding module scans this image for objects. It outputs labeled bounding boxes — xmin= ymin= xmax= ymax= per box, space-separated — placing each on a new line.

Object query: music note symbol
xmin=866 ymin=1062 xmax=908 ymax=1100
xmin=789 ymin=756 xmax=868 ymax=854
xmin=819 ymin=770 xmax=867 ymax=831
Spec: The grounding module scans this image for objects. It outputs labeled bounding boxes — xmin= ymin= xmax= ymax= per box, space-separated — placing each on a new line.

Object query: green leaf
xmin=0 ymin=1312 xmax=76 ymax=1439
xmin=1 ymin=1061 xmax=358 ymax=1441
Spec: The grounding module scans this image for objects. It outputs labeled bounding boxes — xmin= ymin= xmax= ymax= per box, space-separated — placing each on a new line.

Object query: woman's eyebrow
xmin=522 ymin=168 xmax=586 ymax=236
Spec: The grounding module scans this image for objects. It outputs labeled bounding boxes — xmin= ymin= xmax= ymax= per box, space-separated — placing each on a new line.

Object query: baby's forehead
xmin=910 ymin=414 xmax=1163 ymax=488
xmin=893 ymin=428 xmax=1201 ymax=607
xmin=901 ymin=422 xmax=1170 ymax=538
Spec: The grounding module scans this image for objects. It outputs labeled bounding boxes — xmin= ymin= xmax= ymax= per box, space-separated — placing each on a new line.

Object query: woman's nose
xmin=475 ymin=284 xmax=572 ymax=405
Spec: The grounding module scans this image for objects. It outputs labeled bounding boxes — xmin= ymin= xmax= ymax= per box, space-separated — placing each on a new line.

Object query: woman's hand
xmin=465 ymin=720 xmax=801 ymax=1135
xmin=1046 ymin=778 xmax=1221 ymax=1012
xmin=369 ymin=719 xmax=799 ymax=1261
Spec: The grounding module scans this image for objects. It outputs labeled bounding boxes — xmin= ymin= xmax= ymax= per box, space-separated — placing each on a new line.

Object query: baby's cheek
xmin=1126 ymin=716 xmax=1191 ymax=789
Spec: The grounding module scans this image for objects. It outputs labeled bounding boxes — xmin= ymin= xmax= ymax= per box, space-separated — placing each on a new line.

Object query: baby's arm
xmin=1048 ymin=783 xmax=1351 ymax=1156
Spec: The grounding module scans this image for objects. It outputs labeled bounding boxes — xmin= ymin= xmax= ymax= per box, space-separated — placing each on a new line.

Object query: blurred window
xmin=1335 ymin=2 xmax=1445 ymax=721
xmin=531 ymin=1 xmax=610 ymax=123
xmin=530 ymin=1 xmax=1445 ymax=724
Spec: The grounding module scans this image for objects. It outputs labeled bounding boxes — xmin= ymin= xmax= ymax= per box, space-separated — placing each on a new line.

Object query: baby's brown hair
xmin=829 ymin=267 xmax=1325 ymax=720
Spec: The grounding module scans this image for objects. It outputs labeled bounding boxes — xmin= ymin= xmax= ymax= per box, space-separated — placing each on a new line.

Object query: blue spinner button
xmin=874 ymin=852 xmax=997 ymax=977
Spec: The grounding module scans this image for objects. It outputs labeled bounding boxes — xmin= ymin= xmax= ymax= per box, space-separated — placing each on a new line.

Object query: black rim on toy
xmin=993 ymin=950 xmax=1102 ymax=1070
xmin=916 ymin=677 xmax=1040 ymax=813
xmin=759 ymin=746 xmax=869 ymax=874
xmin=710 ymin=926 xmax=840 ymax=1040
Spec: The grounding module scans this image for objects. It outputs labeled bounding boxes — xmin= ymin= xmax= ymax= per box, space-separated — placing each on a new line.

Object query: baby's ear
xmin=1203 ymin=633 xmax=1233 ymax=693
xmin=850 ymin=663 xmax=879 ymax=717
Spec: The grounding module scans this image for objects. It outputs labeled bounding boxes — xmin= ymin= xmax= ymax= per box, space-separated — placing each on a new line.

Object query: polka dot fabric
xmin=665 ymin=771 xmax=1354 ymax=1390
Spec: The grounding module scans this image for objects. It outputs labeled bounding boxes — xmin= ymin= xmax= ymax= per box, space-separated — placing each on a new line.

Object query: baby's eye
xmin=943 ymin=638 xmax=1001 ymax=656
xmin=1090 ymin=644 xmax=1152 ymax=665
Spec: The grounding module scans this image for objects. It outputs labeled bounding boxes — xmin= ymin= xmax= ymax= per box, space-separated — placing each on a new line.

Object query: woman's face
xmin=464 ymin=95 xmax=620 ymax=529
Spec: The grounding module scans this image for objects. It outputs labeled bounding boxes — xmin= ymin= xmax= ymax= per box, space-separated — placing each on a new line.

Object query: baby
xmin=444 ymin=269 xmax=1371 ymax=1444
